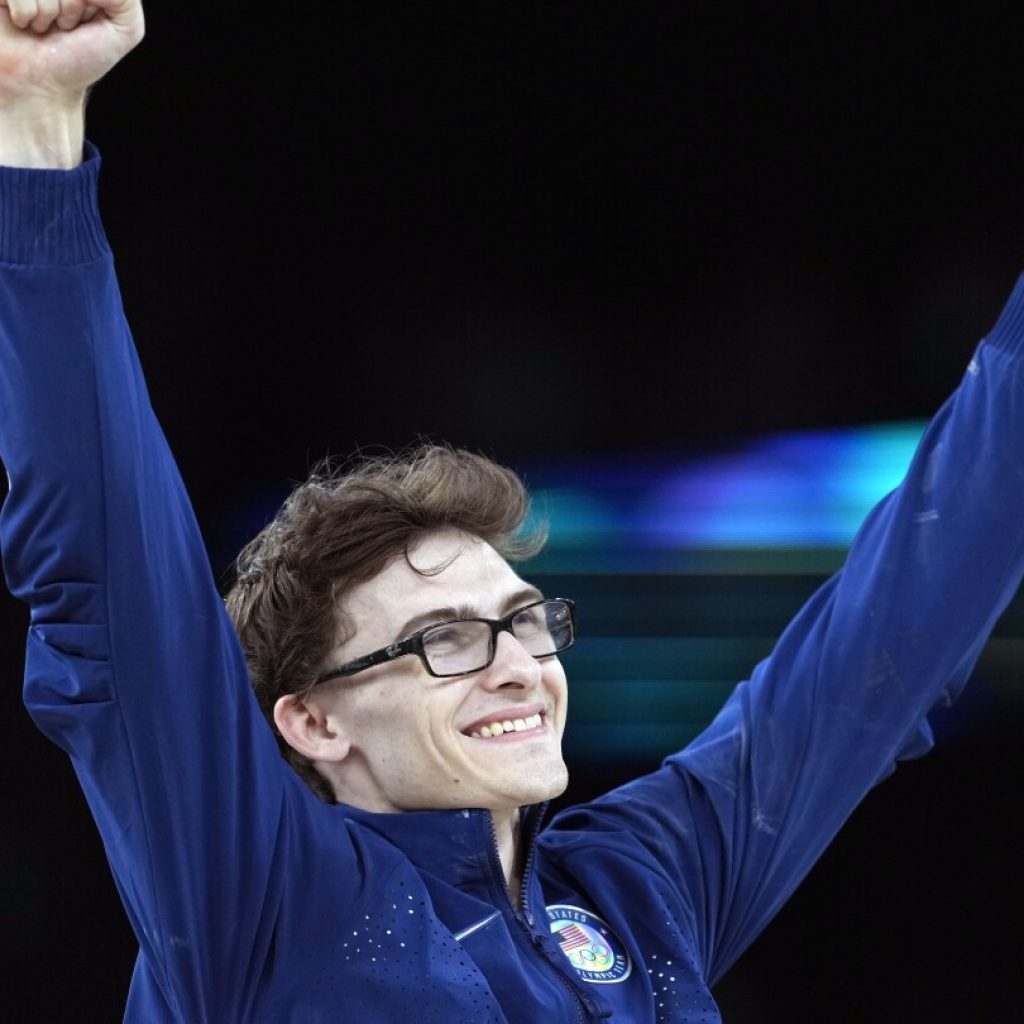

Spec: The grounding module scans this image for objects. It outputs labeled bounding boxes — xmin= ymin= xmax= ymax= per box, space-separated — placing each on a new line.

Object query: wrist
xmin=0 ymin=94 xmax=86 ymax=169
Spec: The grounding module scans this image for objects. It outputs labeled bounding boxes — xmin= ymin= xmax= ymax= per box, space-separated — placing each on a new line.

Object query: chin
xmin=503 ymin=761 xmax=570 ymax=808
xmin=543 ymin=762 xmax=570 ymax=800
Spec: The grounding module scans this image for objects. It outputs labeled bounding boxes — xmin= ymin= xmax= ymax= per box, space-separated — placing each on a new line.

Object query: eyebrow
xmin=393 ymin=586 xmax=545 ymax=641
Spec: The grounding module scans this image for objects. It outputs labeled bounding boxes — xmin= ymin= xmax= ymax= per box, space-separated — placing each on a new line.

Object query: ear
xmin=273 ymin=691 xmax=352 ymax=764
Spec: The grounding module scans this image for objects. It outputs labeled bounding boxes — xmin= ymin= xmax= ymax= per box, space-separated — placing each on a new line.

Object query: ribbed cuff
xmin=0 ymin=141 xmax=109 ymax=266
xmin=983 ymin=271 xmax=1024 ymax=359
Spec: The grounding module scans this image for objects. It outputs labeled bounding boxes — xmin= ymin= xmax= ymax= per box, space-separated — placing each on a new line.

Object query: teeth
xmin=469 ymin=713 xmax=543 ymax=739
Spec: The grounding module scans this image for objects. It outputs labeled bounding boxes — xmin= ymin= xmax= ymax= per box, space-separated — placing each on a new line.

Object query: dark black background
xmin=2 ymin=4 xmax=1023 ymax=1021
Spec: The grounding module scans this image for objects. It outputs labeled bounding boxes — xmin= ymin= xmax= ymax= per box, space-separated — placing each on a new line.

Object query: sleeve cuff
xmin=0 ymin=141 xmax=109 ymax=266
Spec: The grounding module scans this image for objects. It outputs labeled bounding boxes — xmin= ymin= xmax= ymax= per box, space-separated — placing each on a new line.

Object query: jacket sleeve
xmin=0 ymin=151 xmax=338 ymax=1020
xmin=545 ymin=275 xmax=1024 ymax=985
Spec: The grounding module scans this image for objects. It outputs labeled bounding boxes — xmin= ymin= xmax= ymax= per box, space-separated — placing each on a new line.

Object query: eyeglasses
xmin=315 ymin=598 xmax=576 ymax=683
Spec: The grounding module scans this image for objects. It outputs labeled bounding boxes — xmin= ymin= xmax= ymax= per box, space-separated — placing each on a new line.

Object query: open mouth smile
xmin=464 ymin=711 xmax=545 ymax=740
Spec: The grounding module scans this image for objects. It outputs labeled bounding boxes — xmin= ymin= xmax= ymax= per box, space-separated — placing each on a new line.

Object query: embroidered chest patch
xmin=545 ymin=904 xmax=632 ymax=984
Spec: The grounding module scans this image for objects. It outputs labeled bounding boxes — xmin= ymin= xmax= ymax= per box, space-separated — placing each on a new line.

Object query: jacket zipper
xmin=483 ymin=809 xmax=588 ymax=1023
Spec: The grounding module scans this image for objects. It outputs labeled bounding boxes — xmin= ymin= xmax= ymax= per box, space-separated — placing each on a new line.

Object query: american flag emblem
xmin=546 ymin=904 xmax=633 ymax=985
xmin=556 ymin=923 xmax=593 ymax=953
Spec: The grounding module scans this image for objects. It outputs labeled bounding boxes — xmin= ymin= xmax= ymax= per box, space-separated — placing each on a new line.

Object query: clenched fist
xmin=0 ymin=0 xmax=145 ymax=167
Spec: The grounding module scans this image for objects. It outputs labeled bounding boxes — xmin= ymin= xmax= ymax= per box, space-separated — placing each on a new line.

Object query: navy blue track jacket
xmin=3 ymin=150 xmax=1024 ymax=1022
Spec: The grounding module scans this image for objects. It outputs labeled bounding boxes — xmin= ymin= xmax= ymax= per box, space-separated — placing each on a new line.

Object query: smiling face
xmin=299 ymin=529 xmax=570 ymax=815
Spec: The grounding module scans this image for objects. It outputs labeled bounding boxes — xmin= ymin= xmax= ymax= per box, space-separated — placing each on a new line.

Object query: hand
xmin=0 ymin=1 xmax=144 ymax=167
xmin=0 ymin=0 xmax=145 ymax=101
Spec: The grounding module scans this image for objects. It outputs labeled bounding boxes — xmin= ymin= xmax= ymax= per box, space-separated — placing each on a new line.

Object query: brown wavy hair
xmin=224 ymin=444 xmax=545 ymax=801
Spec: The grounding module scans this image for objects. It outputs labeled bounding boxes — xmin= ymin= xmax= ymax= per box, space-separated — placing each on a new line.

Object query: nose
xmin=478 ymin=629 xmax=542 ymax=690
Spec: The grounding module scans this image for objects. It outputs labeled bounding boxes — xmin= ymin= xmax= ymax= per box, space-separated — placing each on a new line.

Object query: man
xmin=2 ymin=3 xmax=1023 ymax=1021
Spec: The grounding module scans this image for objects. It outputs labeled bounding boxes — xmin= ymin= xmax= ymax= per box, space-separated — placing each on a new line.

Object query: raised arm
xmin=0 ymin=6 xmax=350 ymax=1018
xmin=542 ymin=286 xmax=1024 ymax=985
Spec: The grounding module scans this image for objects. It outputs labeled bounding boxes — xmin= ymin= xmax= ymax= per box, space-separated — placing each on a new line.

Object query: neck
xmin=491 ymin=807 xmax=525 ymax=906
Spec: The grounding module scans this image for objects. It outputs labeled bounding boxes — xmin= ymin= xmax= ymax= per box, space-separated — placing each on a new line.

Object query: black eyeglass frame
xmin=314 ymin=598 xmax=576 ymax=684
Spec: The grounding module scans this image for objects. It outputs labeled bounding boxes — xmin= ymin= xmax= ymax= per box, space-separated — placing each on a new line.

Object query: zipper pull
xmin=531 ymin=934 xmax=613 ymax=1018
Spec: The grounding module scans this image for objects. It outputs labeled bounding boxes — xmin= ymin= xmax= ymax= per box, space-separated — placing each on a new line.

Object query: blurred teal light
xmin=523 ymin=421 xmax=926 ymax=558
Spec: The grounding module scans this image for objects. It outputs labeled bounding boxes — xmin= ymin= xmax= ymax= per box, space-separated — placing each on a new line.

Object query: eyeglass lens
xmin=421 ymin=600 xmax=573 ymax=676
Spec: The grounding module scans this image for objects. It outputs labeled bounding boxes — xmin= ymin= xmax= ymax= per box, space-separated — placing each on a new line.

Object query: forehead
xmin=340 ymin=530 xmax=530 ymax=642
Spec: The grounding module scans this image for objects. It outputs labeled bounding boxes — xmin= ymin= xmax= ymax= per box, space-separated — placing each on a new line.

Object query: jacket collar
xmin=338 ymin=802 xmax=549 ymax=914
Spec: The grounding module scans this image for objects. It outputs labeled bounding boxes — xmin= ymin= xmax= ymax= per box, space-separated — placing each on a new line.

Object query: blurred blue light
xmin=524 ymin=421 xmax=926 ymax=556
